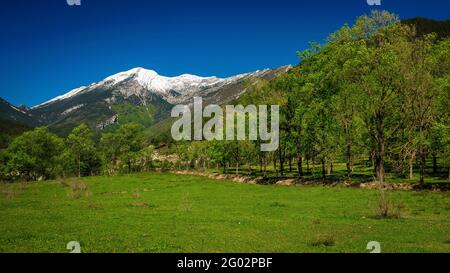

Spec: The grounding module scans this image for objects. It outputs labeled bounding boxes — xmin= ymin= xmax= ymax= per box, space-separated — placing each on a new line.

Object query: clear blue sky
xmin=1 ymin=0 xmax=449 ymax=107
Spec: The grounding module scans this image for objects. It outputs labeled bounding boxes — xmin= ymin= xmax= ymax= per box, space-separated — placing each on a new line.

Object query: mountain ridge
xmin=15 ymin=66 xmax=290 ymax=135
xmin=32 ymin=67 xmax=271 ymax=109
xmin=0 ymin=97 xmax=40 ymax=127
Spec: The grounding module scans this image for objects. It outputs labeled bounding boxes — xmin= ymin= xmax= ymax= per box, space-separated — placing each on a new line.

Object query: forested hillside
xmin=0 ymin=118 xmax=31 ymax=149
xmin=403 ymin=17 xmax=450 ymax=39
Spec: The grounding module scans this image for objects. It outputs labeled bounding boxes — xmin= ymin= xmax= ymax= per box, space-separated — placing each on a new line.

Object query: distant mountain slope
xmin=28 ymin=66 xmax=290 ymax=135
xmin=0 ymin=117 xmax=32 ymax=149
xmin=0 ymin=98 xmax=35 ymax=148
xmin=403 ymin=17 xmax=450 ymax=39
xmin=0 ymin=98 xmax=39 ymax=127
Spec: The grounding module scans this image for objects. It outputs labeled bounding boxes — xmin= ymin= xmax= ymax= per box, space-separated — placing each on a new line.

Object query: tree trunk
xmin=375 ymin=153 xmax=384 ymax=183
xmin=432 ymin=154 xmax=437 ymax=175
xmin=371 ymin=150 xmax=376 ymax=173
xmin=273 ymin=155 xmax=277 ymax=174
xmin=375 ymin=121 xmax=385 ymax=183
xmin=259 ymin=153 xmax=263 ymax=174
xmin=279 ymin=149 xmax=284 ymax=177
xmin=346 ymin=144 xmax=352 ymax=178
xmin=263 ymin=155 xmax=267 ymax=177
xmin=321 ymin=158 xmax=326 ymax=179
xmin=327 ymin=162 xmax=332 ymax=176
xmin=409 ymin=157 xmax=414 ymax=179
xmin=236 ymin=162 xmax=239 ymax=175
xmin=419 ymin=147 xmax=426 ymax=185
xmin=297 ymin=154 xmax=303 ymax=178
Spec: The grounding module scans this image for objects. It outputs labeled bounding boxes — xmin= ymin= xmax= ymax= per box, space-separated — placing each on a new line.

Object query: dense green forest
xmin=1 ymin=11 xmax=449 ymax=184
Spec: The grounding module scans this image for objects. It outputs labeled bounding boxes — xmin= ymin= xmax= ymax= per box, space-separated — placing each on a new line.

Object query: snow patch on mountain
xmin=62 ymin=104 xmax=85 ymax=115
xmin=33 ymin=86 xmax=88 ymax=109
xmin=10 ymin=104 xmax=27 ymax=115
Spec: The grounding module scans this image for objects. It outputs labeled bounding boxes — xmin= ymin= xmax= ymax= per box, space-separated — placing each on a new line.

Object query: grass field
xmin=0 ymin=173 xmax=449 ymax=253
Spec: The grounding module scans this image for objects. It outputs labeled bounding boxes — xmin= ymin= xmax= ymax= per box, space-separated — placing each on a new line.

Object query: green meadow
xmin=0 ymin=173 xmax=449 ymax=253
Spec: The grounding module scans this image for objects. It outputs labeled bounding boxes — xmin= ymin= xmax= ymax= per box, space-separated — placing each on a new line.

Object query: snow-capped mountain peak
xmin=102 ymin=68 xmax=143 ymax=84
xmin=32 ymin=67 xmax=253 ymax=108
xmin=100 ymin=67 xmax=220 ymax=91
